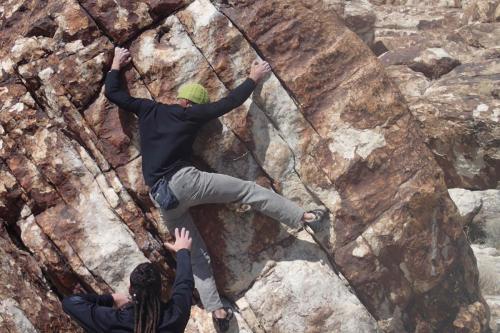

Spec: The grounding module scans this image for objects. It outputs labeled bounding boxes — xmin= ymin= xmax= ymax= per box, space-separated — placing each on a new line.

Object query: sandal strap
xmin=308 ymin=209 xmax=326 ymax=222
xmin=213 ymin=307 xmax=234 ymax=323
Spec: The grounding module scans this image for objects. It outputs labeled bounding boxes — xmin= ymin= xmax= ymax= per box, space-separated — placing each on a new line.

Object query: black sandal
xmin=303 ymin=209 xmax=327 ymax=233
xmin=212 ymin=307 xmax=234 ymax=332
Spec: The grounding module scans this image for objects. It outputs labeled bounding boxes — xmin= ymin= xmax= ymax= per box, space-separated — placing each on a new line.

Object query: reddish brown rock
xmin=369 ymin=1 xmax=499 ymax=190
xmin=83 ymin=68 xmax=147 ymax=169
xmin=79 ymin=0 xmax=191 ymax=43
xmin=380 ymin=47 xmax=461 ymax=79
xmin=388 ymin=60 xmax=500 ymax=189
xmin=453 ymin=301 xmax=489 ymax=333
xmin=127 ymin=11 xmax=378 ymax=331
xmin=177 ymin=1 xmax=336 ymax=215
xmin=0 ymin=223 xmax=82 ymax=332
xmin=0 ymin=0 xmax=100 ymax=55
xmin=216 ymin=0 xmax=486 ymax=330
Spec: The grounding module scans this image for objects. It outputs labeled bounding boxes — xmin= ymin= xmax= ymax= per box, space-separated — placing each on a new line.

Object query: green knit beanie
xmin=177 ymin=83 xmax=210 ymax=105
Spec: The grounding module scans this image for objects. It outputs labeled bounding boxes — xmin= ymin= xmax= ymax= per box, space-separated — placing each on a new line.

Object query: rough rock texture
xmin=0 ymin=223 xmax=82 ymax=332
xmin=449 ymin=188 xmax=499 ymax=332
xmin=324 ymin=0 xmax=378 ymax=47
xmin=78 ymin=0 xmax=190 ymax=43
xmin=449 ymin=188 xmax=500 ymax=245
xmin=472 ymin=245 xmax=500 ymax=332
xmin=127 ymin=9 xmax=376 ymax=331
xmin=366 ymin=2 xmax=500 ymax=330
xmin=0 ymin=0 xmax=490 ymax=332
xmin=368 ymin=0 xmax=500 ymax=189
xmin=212 ymin=1 xmax=486 ymax=331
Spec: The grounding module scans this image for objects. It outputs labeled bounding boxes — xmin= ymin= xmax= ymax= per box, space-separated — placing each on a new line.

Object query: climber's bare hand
xmin=249 ymin=60 xmax=271 ymax=82
xmin=111 ymin=47 xmax=131 ymax=70
xmin=112 ymin=293 xmax=130 ymax=308
xmin=164 ymin=227 xmax=192 ymax=252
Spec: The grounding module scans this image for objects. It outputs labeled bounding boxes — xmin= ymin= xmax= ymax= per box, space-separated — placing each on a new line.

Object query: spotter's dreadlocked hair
xmin=130 ymin=263 xmax=162 ymax=333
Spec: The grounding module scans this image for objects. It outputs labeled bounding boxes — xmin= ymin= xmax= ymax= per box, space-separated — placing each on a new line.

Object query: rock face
xmin=449 ymin=188 xmax=500 ymax=246
xmin=472 ymin=245 xmax=500 ymax=333
xmin=0 ymin=223 xmax=82 ymax=332
xmin=0 ymin=0 xmax=490 ymax=332
xmin=450 ymin=189 xmax=500 ymax=332
xmin=368 ymin=0 xmax=500 ymax=189
xmin=364 ymin=2 xmax=500 ymax=330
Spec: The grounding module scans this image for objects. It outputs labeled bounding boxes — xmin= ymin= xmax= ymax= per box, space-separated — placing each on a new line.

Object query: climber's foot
xmin=236 ymin=203 xmax=251 ymax=214
xmin=229 ymin=203 xmax=252 ymax=214
xmin=302 ymin=209 xmax=327 ymax=233
xmin=212 ymin=307 xmax=234 ymax=332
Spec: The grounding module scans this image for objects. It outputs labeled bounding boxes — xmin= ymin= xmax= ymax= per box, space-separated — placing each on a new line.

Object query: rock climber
xmin=63 ymin=227 xmax=194 ymax=333
xmin=104 ymin=47 xmax=326 ymax=332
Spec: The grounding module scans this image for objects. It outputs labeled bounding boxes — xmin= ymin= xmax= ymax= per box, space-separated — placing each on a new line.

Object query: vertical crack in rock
xmin=176 ymin=20 xmax=281 ymax=194
xmin=0 ymin=222 xmax=83 ymax=331
xmin=2 ymin=159 xmax=110 ymax=296
xmin=75 ymin=0 xmax=118 ymax=45
xmin=12 ymin=70 xmax=49 ymax=123
xmin=210 ymin=3 xmax=322 ymax=138
xmin=123 ymin=14 xmax=381 ymax=331
xmin=204 ymin=1 xmax=488 ymax=331
xmin=170 ymin=14 xmax=325 ymax=214
xmin=0 ymin=164 xmax=92 ymax=299
xmin=76 ymin=0 xmax=193 ymax=46
xmin=73 ymin=1 xmax=158 ymax=102
xmin=176 ymin=13 xmax=346 ymax=282
xmin=67 ymin=4 xmax=194 ymax=275
xmin=25 ymin=216 xmax=100 ymax=296
xmin=430 ymin=206 xmax=439 ymax=277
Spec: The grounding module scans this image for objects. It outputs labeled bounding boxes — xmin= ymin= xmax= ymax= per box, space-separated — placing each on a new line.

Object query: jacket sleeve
xmin=186 ymin=78 xmax=256 ymax=122
xmin=62 ymin=294 xmax=117 ymax=333
xmin=104 ymin=69 xmax=157 ymax=116
xmin=170 ymin=248 xmax=195 ymax=328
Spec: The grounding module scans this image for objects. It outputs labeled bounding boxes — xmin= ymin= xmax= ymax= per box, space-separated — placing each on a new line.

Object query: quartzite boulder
xmin=387 ymin=60 xmax=500 ymax=189
xmin=78 ymin=0 xmax=190 ymax=43
xmin=449 ymin=188 xmax=500 ymax=246
xmin=472 ymin=245 xmax=500 ymax=332
xmin=215 ymin=0 xmax=487 ymax=331
xmin=380 ymin=47 xmax=461 ymax=79
xmin=0 ymin=224 xmax=82 ymax=333
xmin=369 ymin=1 xmax=500 ymax=190
xmin=127 ymin=10 xmax=377 ymax=331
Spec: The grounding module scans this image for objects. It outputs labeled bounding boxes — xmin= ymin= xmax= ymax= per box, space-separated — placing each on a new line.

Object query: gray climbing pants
xmin=156 ymin=166 xmax=305 ymax=312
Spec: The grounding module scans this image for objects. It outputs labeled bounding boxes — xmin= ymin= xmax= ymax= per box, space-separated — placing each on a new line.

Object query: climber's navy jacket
xmin=104 ymin=69 xmax=256 ymax=187
xmin=62 ymin=249 xmax=193 ymax=333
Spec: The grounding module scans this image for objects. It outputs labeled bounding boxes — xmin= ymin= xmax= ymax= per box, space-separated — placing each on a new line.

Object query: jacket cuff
xmin=177 ymin=248 xmax=191 ymax=257
xmin=99 ymin=294 xmax=115 ymax=306
xmin=246 ymin=77 xmax=257 ymax=86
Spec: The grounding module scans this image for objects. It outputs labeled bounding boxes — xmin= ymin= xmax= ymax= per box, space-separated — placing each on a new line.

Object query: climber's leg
xmin=168 ymin=166 xmax=306 ymax=229
xmin=160 ymin=205 xmax=224 ymax=313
